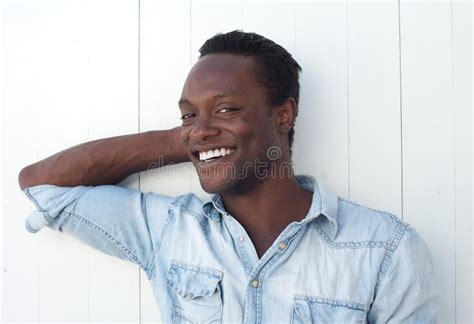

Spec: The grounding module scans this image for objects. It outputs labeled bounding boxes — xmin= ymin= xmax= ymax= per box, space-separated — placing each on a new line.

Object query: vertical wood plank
xmin=346 ymin=0 xmax=402 ymax=216
xmin=400 ymin=2 xmax=455 ymax=323
xmin=2 ymin=0 xmax=140 ymax=321
xmin=293 ymin=1 xmax=349 ymax=197
xmin=452 ymin=1 xmax=472 ymax=323
xmin=139 ymin=0 xmax=191 ymax=321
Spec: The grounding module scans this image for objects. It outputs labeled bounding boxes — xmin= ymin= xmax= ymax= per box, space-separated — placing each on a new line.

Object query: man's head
xmin=179 ymin=30 xmax=302 ymax=194
xmin=199 ymin=30 xmax=302 ymax=154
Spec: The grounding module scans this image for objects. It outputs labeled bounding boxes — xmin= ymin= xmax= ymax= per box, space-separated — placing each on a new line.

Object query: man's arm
xmin=18 ymin=126 xmax=189 ymax=190
xmin=20 ymin=127 xmax=190 ymax=275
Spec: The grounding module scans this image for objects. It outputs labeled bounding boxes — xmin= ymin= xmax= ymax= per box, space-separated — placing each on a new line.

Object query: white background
xmin=1 ymin=0 xmax=472 ymax=323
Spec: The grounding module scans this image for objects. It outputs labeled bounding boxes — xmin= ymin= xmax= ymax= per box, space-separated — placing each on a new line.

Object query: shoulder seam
xmin=374 ymin=222 xmax=410 ymax=294
xmin=141 ymin=192 xmax=157 ymax=279
xmin=315 ymin=201 xmax=408 ymax=249
xmin=338 ymin=197 xmax=403 ymax=224
xmin=316 ymin=223 xmax=394 ymax=249
xmin=153 ymin=203 xmax=175 ymax=258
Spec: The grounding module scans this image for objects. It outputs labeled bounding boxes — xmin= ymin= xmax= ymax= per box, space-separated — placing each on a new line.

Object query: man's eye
xmin=180 ymin=113 xmax=195 ymax=120
xmin=217 ymin=107 xmax=238 ymax=113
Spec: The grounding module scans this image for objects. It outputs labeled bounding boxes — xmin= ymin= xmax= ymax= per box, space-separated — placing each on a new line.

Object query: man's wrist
xmin=168 ymin=126 xmax=189 ymax=163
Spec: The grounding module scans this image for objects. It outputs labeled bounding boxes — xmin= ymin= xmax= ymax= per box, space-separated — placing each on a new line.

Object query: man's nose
xmin=189 ymin=115 xmax=220 ymax=142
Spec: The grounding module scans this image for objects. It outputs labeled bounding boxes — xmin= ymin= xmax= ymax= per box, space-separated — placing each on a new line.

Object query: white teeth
xmin=198 ymin=147 xmax=235 ymax=161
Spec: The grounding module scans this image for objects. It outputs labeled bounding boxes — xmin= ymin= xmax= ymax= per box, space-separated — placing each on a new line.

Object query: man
xmin=19 ymin=31 xmax=438 ymax=323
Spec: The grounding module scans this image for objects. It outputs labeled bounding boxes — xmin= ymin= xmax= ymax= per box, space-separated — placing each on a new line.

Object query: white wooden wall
xmin=1 ymin=0 xmax=471 ymax=323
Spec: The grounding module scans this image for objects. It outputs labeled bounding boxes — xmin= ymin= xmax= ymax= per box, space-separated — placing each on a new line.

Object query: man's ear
xmin=275 ymin=97 xmax=298 ymax=134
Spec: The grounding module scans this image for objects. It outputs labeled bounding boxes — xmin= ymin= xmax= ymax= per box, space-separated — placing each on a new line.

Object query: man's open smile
xmin=198 ymin=147 xmax=236 ymax=162
xmin=191 ymin=146 xmax=237 ymax=162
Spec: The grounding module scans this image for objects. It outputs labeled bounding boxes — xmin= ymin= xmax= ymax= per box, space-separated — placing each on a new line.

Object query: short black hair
xmin=199 ymin=30 xmax=302 ymax=157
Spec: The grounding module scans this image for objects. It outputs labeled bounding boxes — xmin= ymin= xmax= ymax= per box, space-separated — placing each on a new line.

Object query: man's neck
xmin=220 ymin=170 xmax=313 ymax=257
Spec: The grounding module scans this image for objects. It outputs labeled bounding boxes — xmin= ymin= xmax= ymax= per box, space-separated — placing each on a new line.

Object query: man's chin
xmin=199 ymin=176 xmax=255 ymax=196
xmin=198 ymin=178 xmax=227 ymax=194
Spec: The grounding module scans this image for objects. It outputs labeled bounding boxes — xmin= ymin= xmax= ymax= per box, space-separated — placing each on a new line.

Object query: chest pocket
xmin=166 ymin=259 xmax=224 ymax=324
xmin=291 ymin=295 xmax=367 ymax=324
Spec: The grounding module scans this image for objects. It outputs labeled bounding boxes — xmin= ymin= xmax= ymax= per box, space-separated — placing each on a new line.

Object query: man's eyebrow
xmin=178 ymin=93 xmax=234 ymax=107
xmin=178 ymin=98 xmax=191 ymax=107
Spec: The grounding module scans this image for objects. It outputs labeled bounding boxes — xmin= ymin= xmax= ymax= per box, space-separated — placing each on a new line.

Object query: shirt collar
xmin=201 ymin=174 xmax=339 ymax=239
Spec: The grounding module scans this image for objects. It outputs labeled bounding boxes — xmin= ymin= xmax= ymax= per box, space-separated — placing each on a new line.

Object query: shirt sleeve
xmin=367 ymin=226 xmax=439 ymax=323
xmin=23 ymin=184 xmax=173 ymax=278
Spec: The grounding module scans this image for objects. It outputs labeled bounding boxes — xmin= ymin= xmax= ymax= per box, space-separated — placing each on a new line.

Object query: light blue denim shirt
xmin=23 ymin=175 xmax=438 ymax=323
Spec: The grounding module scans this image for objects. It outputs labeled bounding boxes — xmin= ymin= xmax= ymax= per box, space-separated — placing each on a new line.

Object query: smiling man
xmin=19 ymin=31 xmax=437 ymax=323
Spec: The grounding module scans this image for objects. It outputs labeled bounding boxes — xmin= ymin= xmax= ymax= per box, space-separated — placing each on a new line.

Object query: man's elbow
xmin=18 ymin=165 xmax=35 ymax=191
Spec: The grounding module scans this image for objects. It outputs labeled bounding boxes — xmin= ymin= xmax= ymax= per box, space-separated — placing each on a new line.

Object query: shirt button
xmin=239 ymin=235 xmax=245 ymax=242
xmin=211 ymin=210 xmax=220 ymax=220
xmin=251 ymin=279 xmax=259 ymax=288
xmin=278 ymin=241 xmax=287 ymax=250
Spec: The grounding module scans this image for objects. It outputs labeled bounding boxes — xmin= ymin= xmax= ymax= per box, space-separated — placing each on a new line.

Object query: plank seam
xmin=345 ymin=0 xmax=351 ymax=200
xmin=138 ymin=0 xmax=142 ymax=322
xmin=189 ymin=0 xmax=192 ymax=67
xmin=449 ymin=1 xmax=457 ymax=322
xmin=397 ymin=0 xmax=404 ymax=221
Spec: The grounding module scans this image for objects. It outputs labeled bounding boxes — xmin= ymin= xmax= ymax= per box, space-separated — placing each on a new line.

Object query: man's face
xmin=179 ymin=53 xmax=282 ymax=194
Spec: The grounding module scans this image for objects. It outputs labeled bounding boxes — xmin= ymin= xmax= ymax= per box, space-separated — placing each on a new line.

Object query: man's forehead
xmin=186 ymin=54 xmax=257 ymax=85
xmin=180 ymin=54 xmax=260 ymax=103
